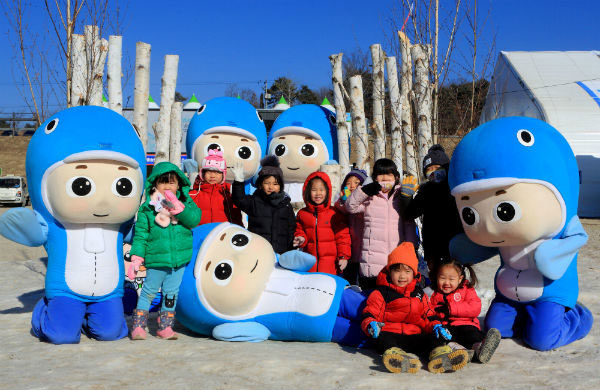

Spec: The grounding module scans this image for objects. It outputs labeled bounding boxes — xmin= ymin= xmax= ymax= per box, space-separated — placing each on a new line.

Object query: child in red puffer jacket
xmin=294 ymin=171 xmax=351 ymax=275
xmin=189 ymin=149 xmax=242 ymax=226
xmin=429 ymin=258 xmax=501 ymax=364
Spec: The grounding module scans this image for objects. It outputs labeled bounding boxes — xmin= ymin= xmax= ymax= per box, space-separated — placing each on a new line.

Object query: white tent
xmin=273 ymin=96 xmax=290 ymax=110
xmin=481 ymin=51 xmax=600 ymax=217
xmin=184 ymin=94 xmax=201 ymax=110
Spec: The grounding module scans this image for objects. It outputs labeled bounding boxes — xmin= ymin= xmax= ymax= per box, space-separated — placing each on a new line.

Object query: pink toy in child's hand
xmin=164 ymin=190 xmax=184 ymax=215
xmin=127 ymin=255 xmax=144 ymax=280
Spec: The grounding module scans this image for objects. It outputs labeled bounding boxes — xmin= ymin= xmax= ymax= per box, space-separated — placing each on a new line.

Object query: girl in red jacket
xmin=189 ymin=149 xmax=242 ymax=226
xmin=362 ymin=242 xmax=469 ymax=374
xmin=294 ymin=172 xmax=351 ymax=275
xmin=430 ymin=258 xmax=501 ymax=364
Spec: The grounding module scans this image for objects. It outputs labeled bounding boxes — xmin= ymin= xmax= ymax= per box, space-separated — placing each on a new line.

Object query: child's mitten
xmin=433 ymin=324 xmax=452 ymax=341
xmin=401 ymin=175 xmax=419 ymax=198
xmin=340 ymin=187 xmax=351 ymax=201
xmin=361 ymin=181 xmax=382 ymax=197
xmin=127 ymin=255 xmax=144 ymax=280
xmin=164 ymin=190 xmax=184 ymax=215
xmin=434 ymin=301 xmax=450 ymax=319
xmin=368 ymin=321 xmax=385 ymax=338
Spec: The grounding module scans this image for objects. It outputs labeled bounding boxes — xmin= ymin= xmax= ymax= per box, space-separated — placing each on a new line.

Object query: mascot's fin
xmin=535 ymin=216 xmax=588 ymax=280
xmin=0 ymin=208 xmax=48 ymax=247
xmin=212 ymin=322 xmax=271 ymax=342
xmin=278 ymin=250 xmax=316 ymax=272
xmin=449 ymin=233 xmax=498 ymax=264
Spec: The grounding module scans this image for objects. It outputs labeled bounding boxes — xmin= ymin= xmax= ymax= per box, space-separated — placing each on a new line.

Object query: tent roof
xmin=184 ymin=93 xmax=201 ymax=109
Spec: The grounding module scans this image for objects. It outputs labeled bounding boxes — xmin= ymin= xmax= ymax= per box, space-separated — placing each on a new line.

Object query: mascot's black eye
xmin=44 ymin=118 xmax=59 ymax=134
xmin=231 ymin=234 xmax=249 ymax=247
xmin=214 ymin=263 xmax=232 ymax=280
xmin=208 ymin=143 xmax=221 ymax=152
xmin=72 ymin=177 xmax=93 ymax=196
xmin=197 ymin=105 xmax=206 ymax=115
xmin=237 ymin=146 xmax=252 ymax=160
xmin=517 ymin=129 xmax=535 ymax=146
xmin=494 ymin=201 xmax=521 ymax=223
xmin=274 ymin=144 xmax=286 ymax=156
xmin=301 ymin=144 xmax=315 ymax=157
xmin=461 ymin=207 xmax=478 ymax=226
xmin=115 ymin=178 xmax=133 ymax=196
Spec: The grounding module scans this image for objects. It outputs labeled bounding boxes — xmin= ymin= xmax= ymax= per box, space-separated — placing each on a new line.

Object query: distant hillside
xmin=0 ymin=136 xmax=29 ymax=177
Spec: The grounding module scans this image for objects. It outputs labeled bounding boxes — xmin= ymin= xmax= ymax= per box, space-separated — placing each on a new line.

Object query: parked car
xmin=0 ymin=175 xmax=29 ymax=206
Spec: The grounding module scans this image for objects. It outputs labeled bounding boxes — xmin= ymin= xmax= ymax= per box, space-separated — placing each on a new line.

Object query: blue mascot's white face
xmin=194 ymin=224 xmax=275 ymax=316
xmin=455 ymin=182 xmax=563 ymax=247
xmin=45 ymin=159 xmax=143 ymax=224
xmin=268 ymin=133 xmax=328 ymax=182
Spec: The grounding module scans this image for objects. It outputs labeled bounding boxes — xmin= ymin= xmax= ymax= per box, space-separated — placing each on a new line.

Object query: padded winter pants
xmin=485 ymin=295 xmax=593 ymax=351
xmin=136 ymin=265 xmax=185 ymax=312
xmin=31 ymin=295 xmax=128 ymax=344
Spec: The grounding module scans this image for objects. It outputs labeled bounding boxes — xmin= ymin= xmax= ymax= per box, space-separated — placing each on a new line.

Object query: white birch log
xmin=398 ymin=31 xmax=418 ymax=177
xmin=169 ymin=102 xmax=184 ymax=167
xmin=328 ymin=53 xmax=350 ymax=175
xmin=386 ymin=56 xmax=403 ymax=172
xmin=107 ymin=35 xmax=123 ymax=114
xmin=85 ymin=25 xmax=107 ymax=107
xmin=349 ymin=75 xmax=369 ymax=171
xmin=319 ymin=163 xmax=341 ymax=206
xmin=133 ymin=42 xmax=151 ymax=151
xmin=70 ymin=34 xmax=86 ymax=107
xmin=370 ymin=44 xmax=386 ymax=161
xmin=411 ymin=43 xmax=433 ymax=179
xmin=153 ymin=55 xmax=179 ymax=164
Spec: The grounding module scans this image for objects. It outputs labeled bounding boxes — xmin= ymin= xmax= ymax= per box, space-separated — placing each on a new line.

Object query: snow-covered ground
xmin=0 ymin=207 xmax=598 ymax=390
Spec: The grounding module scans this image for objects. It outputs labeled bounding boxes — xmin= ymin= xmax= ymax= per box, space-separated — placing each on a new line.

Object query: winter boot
xmin=427 ymin=345 xmax=469 ymax=373
xmin=382 ymin=347 xmax=421 ymax=373
xmin=156 ymin=311 xmax=178 ymax=340
xmin=473 ymin=328 xmax=501 ymax=364
xmin=448 ymin=341 xmax=474 ymax=361
xmin=130 ymin=309 xmax=148 ymax=340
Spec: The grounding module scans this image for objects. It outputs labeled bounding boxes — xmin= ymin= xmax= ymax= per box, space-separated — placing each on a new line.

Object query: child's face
xmin=261 ymin=176 xmax=281 ymax=195
xmin=437 ymin=264 xmax=464 ymax=294
xmin=310 ymin=178 xmax=327 ymax=205
xmin=389 ymin=265 xmax=414 ymax=288
xmin=203 ymin=170 xmax=223 ymax=185
xmin=375 ymin=173 xmax=396 ymax=193
xmin=345 ymin=176 xmax=361 ymax=192
xmin=155 ymin=176 xmax=179 ymax=196
xmin=425 ymin=164 xmax=442 ymax=178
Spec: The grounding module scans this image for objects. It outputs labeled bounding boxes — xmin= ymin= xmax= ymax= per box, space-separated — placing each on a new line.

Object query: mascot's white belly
xmin=64 ymin=223 xmax=119 ymax=297
xmin=251 ymin=266 xmax=336 ymax=318
xmin=497 ymin=242 xmax=545 ymax=302
xmin=284 ymin=182 xmax=304 ymax=204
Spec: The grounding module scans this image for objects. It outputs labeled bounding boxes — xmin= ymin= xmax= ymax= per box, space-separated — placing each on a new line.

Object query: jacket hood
xmin=376 ymin=266 xmax=421 ymax=295
xmin=144 ymin=162 xmax=191 ymax=203
xmin=302 ymin=171 xmax=332 ymax=211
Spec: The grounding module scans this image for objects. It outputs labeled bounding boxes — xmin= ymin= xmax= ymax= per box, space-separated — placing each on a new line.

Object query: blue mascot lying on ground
xmin=176 ymin=222 xmax=369 ymax=346
xmin=0 ymin=106 xmax=146 ymax=344
xmin=449 ymin=116 xmax=593 ymax=351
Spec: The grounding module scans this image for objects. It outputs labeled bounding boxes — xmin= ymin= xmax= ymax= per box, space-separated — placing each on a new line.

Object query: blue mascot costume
xmin=176 ymin=222 xmax=368 ymax=346
xmin=449 ymin=116 xmax=593 ymax=351
xmin=0 ymin=106 xmax=147 ymax=344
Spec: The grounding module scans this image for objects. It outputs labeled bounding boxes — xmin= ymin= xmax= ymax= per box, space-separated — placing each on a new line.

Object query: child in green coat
xmin=129 ymin=162 xmax=202 ymax=340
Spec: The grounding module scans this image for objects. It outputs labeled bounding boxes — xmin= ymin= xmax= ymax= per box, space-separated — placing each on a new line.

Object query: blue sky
xmin=0 ymin=0 xmax=598 ymax=114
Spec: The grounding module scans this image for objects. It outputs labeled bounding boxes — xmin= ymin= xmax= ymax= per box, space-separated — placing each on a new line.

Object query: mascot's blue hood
xmin=185 ymin=97 xmax=267 ymax=162
xmin=26 ymin=106 xmax=147 ymax=221
xmin=268 ymin=104 xmax=338 ymax=162
xmin=448 ymin=116 xmax=579 ymax=237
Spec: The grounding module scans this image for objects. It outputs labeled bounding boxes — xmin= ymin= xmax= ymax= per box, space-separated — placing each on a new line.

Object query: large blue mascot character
xmin=185 ymin=97 xmax=267 ymax=193
xmin=0 ymin=106 xmax=146 ymax=344
xmin=267 ymin=104 xmax=338 ymax=202
xmin=176 ymin=222 xmax=368 ymax=345
xmin=449 ymin=116 xmax=593 ymax=351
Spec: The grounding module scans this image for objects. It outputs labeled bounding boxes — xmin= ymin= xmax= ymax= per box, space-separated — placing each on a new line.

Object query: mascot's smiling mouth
xmin=250 ymin=259 xmax=258 ymax=273
xmin=492 ymin=240 xmax=505 ymax=244
xmin=93 ymin=213 xmax=109 ymax=217
xmin=287 ymin=167 xmax=299 ymax=170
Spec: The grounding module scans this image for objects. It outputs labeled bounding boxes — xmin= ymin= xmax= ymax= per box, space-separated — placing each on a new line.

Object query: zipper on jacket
xmin=314 ymin=209 xmax=319 ymax=272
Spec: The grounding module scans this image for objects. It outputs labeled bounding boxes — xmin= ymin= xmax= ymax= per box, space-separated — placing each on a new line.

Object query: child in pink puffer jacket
xmin=346 ymin=158 xmax=418 ymax=290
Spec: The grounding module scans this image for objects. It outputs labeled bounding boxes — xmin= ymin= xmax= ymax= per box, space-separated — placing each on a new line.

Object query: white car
xmin=0 ymin=175 xmax=30 ymax=206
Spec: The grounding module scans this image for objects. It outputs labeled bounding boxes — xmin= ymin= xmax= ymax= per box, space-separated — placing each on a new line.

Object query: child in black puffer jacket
xmin=231 ymin=156 xmax=296 ymax=254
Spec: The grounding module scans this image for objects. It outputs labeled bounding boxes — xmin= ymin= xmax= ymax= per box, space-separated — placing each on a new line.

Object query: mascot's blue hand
xmin=535 ymin=216 xmax=588 ymax=280
xmin=449 ymin=233 xmax=498 ymax=264
xmin=212 ymin=322 xmax=271 ymax=342
xmin=278 ymin=250 xmax=317 ymax=272
xmin=181 ymin=158 xmax=199 ymax=174
xmin=122 ymin=221 xmax=135 ymax=244
xmin=0 ymin=208 xmax=48 ymax=247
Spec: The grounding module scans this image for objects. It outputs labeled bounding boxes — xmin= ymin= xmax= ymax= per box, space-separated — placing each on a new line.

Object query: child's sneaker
xmin=473 ymin=328 xmax=501 ymax=363
xmin=156 ymin=311 xmax=178 ymax=340
xmin=130 ymin=309 xmax=148 ymax=340
xmin=382 ymin=347 xmax=421 ymax=373
xmin=427 ymin=345 xmax=469 ymax=373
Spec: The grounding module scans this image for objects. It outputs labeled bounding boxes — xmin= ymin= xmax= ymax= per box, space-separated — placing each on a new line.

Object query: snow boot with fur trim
xmin=473 ymin=328 xmax=501 ymax=363
xmin=427 ymin=345 xmax=469 ymax=373
xmin=382 ymin=347 xmax=421 ymax=373
xmin=156 ymin=311 xmax=178 ymax=340
xmin=131 ymin=309 xmax=148 ymax=340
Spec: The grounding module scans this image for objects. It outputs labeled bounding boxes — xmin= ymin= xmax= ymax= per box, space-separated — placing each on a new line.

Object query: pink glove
xmin=164 ymin=190 xmax=185 ymax=215
xmin=127 ymin=255 xmax=144 ymax=280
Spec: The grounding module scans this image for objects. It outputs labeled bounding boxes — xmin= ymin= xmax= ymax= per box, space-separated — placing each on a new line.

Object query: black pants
xmin=447 ymin=325 xmax=484 ymax=349
xmin=374 ymin=331 xmax=445 ymax=356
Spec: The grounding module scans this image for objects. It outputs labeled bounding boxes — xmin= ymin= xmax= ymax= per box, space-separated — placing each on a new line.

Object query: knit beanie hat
xmin=387 ymin=242 xmax=418 ymax=275
xmin=422 ymin=144 xmax=450 ymax=175
xmin=202 ymin=149 xmax=227 ymax=181
xmin=341 ymin=168 xmax=368 ymax=191
xmin=257 ymin=155 xmax=284 ymax=188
